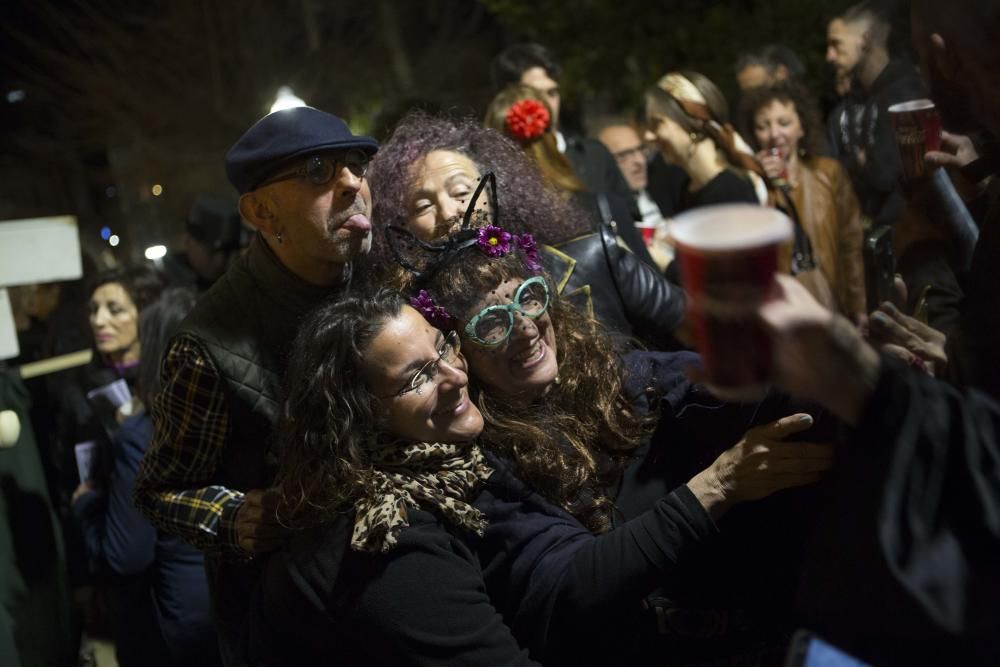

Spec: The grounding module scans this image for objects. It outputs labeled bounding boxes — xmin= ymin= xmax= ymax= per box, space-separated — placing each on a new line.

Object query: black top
xmin=647 ymin=154 xmax=691 ymax=218
xmin=826 ymin=59 xmax=928 ymax=226
xmin=563 ymin=134 xmax=633 ymax=204
xmin=243 ymin=351 xmax=831 ymax=666
xmin=476 ymin=452 xmax=716 ymax=665
xmin=680 ymin=169 xmax=759 ymax=211
xmin=797 ymin=356 xmax=1000 ymax=665
xmin=242 ymin=354 xmax=727 ymax=666
xmin=614 ymin=352 xmax=840 ymax=664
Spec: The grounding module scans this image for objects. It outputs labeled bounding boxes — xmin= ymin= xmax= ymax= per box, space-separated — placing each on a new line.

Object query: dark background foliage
xmin=0 ymin=0 xmax=906 ymax=265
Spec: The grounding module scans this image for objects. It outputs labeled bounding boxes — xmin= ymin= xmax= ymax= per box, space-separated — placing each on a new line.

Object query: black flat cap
xmin=225 ymin=106 xmax=378 ymax=194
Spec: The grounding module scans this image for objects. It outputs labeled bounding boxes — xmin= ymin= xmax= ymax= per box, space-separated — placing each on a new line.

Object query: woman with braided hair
xmin=644 ymin=70 xmax=766 ymax=210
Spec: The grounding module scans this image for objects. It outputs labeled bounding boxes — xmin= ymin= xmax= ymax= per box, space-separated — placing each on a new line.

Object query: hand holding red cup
xmin=888 ymin=99 xmax=942 ymax=181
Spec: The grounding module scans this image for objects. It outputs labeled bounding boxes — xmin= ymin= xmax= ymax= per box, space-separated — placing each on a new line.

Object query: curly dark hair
xmin=274 ymin=289 xmax=405 ymax=527
xmin=737 ymin=81 xmax=825 ymax=160
xmin=421 ymin=250 xmax=654 ymax=534
xmin=366 ymin=110 xmax=591 ymax=267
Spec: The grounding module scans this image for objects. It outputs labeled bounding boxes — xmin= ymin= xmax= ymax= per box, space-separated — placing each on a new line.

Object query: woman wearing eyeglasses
xmin=240 ymin=276 xmax=830 ymax=665
xmin=366 ymin=110 xmax=686 ymax=351
xmin=410 ymin=230 xmax=837 ymax=664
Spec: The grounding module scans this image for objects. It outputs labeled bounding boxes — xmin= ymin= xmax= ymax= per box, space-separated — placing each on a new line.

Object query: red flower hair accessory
xmin=505 ymin=99 xmax=550 ymax=141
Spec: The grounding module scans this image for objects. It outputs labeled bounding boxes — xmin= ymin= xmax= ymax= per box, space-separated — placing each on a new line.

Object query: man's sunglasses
xmin=256 ymin=149 xmax=370 ymax=189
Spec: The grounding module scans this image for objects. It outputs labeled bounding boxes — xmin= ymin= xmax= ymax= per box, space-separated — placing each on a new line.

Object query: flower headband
xmin=505 ymin=99 xmax=550 ymax=141
xmin=408 ymin=224 xmax=542 ymax=327
xmin=388 ymin=172 xmax=544 ymax=327
xmin=386 ymin=172 xmax=542 ymax=279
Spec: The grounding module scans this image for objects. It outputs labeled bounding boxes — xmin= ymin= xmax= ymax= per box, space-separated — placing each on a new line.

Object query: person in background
xmin=51 ymin=265 xmax=164 ymax=660
xmin=644 ymin=71 xmax=765 ymax=211
xmin=740 ymin=81 xmax=867 ymax=322
xmin=484 ymin=85 xmax=653 ymax=265
xmin=825 ymin=1 xmax=926 ymax=227
xmin=595 ymin=119 xmax=679 ymax=271
xmin=73 ymin=288 xmax=220 ymax=667
xmin=367 ymin=110 xmax=686 ymax=349
xmin=134 ymin=107 xmax=378 ymax=662
xmin=55 ymin=266 xmax=165 ymax=519
xmin=734 ymin=43 xmax=806 ymax=92
xmin=756 ymin=0 xmax=1000 ymax=661
xmin=490 ymin=42 xmax=632 ymax=204
xmin=162 ymin=194 xmax=248 ymax=292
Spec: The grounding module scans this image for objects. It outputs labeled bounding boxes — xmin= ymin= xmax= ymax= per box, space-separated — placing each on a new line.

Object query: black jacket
xmin=541 ymin=223 xmax=686 ymax=348
xmin=563 ymin=135 xmax=632 ymax=203
xmin=827 ymin=59 xmax=928 ymax=226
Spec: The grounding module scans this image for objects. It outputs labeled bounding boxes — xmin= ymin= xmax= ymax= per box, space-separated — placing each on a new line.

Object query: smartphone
xmin=784 ymin=630 xmax=869 ymax=667
xmin=863 ymin=224 xmax=895 ymax=313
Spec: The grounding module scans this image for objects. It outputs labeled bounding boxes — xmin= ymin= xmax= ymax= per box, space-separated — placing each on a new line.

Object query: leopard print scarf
xmin=351 ymin=439 xmax=493 ymax=553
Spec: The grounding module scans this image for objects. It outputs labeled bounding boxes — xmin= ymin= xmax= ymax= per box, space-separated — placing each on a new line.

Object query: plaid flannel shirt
xmin=134 ymin=334 xmax=246 ymax=554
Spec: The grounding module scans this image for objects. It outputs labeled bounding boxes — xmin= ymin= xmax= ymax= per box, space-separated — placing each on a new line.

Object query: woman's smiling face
xmin=364 ymin=305 xmax=484 ymax=443
xmin=459 ymin=276 xmax=559 ymax=404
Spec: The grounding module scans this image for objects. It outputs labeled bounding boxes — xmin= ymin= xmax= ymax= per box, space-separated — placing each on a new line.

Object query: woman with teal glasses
xmin=239 ymin=241 xmax=831 ymax=665
xmin=398 ymin=205 xmax=838 ymax=663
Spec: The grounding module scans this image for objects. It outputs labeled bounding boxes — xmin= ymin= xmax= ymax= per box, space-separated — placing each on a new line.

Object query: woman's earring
xmin=275 ymin=231 xmax=284 ymax=244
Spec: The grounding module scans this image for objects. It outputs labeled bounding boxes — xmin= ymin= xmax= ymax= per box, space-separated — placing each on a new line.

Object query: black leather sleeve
xmin=601 ymin=224 xmax=687 ymax=348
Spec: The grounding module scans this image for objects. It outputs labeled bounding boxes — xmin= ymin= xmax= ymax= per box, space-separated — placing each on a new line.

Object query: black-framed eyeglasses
xmin=382 ymin=330 xmax=462 ymax=399
xmin=464 ymin=276 xmax=550 ymax=347
xmin=256 ymin=149 xmax=370 ymax=189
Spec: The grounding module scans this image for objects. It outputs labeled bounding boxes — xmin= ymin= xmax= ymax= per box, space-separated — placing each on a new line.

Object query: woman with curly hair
xmin=366 ymin=110 xmax=685 ymax=348
xmin=407 ymin=223 xmax=836 ymax=663
xmin=739 ymin=81 xmax=867 ymax=321
xmin=241 ymin=276 xmax=831 ymax=665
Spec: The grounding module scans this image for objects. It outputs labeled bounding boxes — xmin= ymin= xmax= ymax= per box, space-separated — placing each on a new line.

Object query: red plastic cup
xmin=669 ymin=205 xmax=792 ymax=399
xmin=635 ymin=221 xmax=657 ymax=246
xmin=888 ymin=99 xmax=942 ymax=180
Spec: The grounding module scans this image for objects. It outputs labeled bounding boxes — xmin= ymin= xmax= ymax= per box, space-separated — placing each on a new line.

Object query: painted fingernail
xmin=798 ymin=414 xmax=813 ymax=423
xmin=872 ymin=312 xmax=890 ymax=325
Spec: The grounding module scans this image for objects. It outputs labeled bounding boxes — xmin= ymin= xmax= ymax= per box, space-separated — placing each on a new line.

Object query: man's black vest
xmin=177 ymin=233 xmax=332 ymax=492
xmin=175 ymin=234 xmax=338 ymax=656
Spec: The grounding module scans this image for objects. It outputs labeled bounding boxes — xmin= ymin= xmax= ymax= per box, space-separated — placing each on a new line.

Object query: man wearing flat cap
xmin=135 ymin=106 xmax=377 ymax=660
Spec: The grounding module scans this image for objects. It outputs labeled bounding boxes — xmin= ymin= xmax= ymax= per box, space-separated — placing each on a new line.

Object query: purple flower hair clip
xmin=514 ymin=233 xmax=541 ymax=273
xmin=410 ymin=290 xmax=451 ymax=329
xmin=477 ymin=225 xmax=512 ymax=257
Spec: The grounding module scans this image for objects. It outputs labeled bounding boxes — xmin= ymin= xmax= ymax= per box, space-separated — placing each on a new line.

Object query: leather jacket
xmin=541 ymin=222 xmax=686 ymax=348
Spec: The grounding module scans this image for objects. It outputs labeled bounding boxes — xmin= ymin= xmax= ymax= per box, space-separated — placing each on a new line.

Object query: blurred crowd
xmin=2 ymin=1 xmax=999 ymax=666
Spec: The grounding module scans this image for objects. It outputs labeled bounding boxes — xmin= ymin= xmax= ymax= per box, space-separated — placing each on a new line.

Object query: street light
xmin=144 ymin=245 xmax=167 ymax=260
xmin=270 ymin=86 xmax=306 ymax=113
